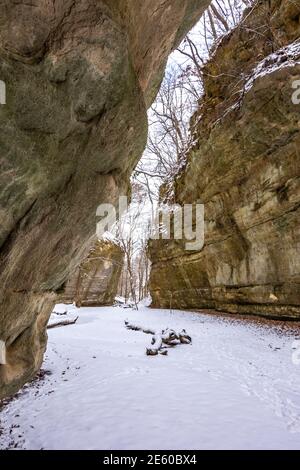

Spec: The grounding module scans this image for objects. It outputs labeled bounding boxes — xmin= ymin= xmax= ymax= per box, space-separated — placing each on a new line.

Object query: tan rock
xmin=0 ymin=0 xmax=210 ymax=399
xmin=63 ymin=239 xmax=124 ymax=307
xmin=149 ymin=0 xmax=300 ymax=320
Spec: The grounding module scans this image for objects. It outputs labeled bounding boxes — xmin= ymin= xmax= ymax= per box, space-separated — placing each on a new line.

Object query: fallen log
xmin=124 ymin=321 xmax=155 ymax=335
xmin=125 ymin=321 xmax=192 ymax=356
xmin=47 ymin=316 xmax=79 ymax=329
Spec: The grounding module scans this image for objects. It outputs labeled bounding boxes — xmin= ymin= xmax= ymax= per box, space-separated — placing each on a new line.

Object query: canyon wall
xmin=0 ymin=0 xmax=210 ymax=399
xmin=149 ymin=0 xmax=300 ymax=319
xmin=63 ymin=239 xmax=123 ymax=307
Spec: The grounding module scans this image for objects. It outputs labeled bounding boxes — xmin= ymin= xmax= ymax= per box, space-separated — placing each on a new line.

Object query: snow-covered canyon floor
xmin=1 ymin=305 xmax=300 ymax=450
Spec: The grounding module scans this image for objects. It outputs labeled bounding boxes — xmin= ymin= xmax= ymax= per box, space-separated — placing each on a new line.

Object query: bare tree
xmin=136 ymin=1 xmax=255 ymax=192
xmin=134 ymin=67 xmax=195 ymax=190
xmin=116 ymin=182 xmax=152 ymax=307
xmin=120 ymin=1 xmax=256 ymax=304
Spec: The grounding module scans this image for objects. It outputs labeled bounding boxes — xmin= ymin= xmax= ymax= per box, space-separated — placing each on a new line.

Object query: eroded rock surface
xmin=0 ymin=0 xmax=210 ymax=399
xmin=63 ymin=239 xmax=123 ymax=307
xmin=149 ymin=0 xmax=300 ymax=319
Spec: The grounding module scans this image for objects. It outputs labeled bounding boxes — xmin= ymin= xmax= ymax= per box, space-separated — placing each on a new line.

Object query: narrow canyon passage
xmin=0 ymin=0 xmax=300 ymax=453
xmin=1 ymin=306 xmax=300 ymax=450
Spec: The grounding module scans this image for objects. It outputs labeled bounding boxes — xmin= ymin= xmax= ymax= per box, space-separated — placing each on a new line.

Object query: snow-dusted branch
xmin=125 ymin=321 xmax=192 ymax=356
xmin=48 ymin=316 xmax=79 ymax=329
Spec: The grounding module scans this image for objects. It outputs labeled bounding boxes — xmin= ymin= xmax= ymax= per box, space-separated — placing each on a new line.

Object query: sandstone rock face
xmin=149 ymin=0 xmax=300 ymax=319
xmin=63 ymin=239 xmax=123 ymax=307
xmin=0 ymin=0 xmax=210 ymax=399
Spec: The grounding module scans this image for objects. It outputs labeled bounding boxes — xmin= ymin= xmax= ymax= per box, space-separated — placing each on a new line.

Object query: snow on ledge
xmin=244 ymin=41 xmax=300 ymax=93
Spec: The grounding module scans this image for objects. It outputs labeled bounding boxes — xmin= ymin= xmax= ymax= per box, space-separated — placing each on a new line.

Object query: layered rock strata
xmin=63 ymin=239 xmax=123 ymax=307
xmin=149 ymin=0 xmax=300 ymax=319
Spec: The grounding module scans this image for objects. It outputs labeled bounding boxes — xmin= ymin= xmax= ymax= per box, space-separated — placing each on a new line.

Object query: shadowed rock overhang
xmin=0 ymin=0 xmax=211 ymax=399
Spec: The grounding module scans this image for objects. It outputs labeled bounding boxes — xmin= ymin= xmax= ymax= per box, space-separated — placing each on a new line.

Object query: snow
xmin=48 ymin=304 xmax=79 ymax=327
xmin=52 ymin=303 xmax=68 ymax=315
xmin=1 ymin=306 xmax=300 ymax=450
xmin=244 ymin=41 xmax=300 ymax=94
xmin=211 ymin=40 xmax=300 ymax=128
xmin=102 ymin=231 xmax=121 ymax=247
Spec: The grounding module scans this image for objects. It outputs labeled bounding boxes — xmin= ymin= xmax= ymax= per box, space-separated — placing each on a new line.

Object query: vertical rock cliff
xmin=0 ymin=0 xmax=210 ymax=399
xmin=63 ymin=239 xmax=123 ymax=307
xmin=149 ymin=0 xmax=300 ymax=319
